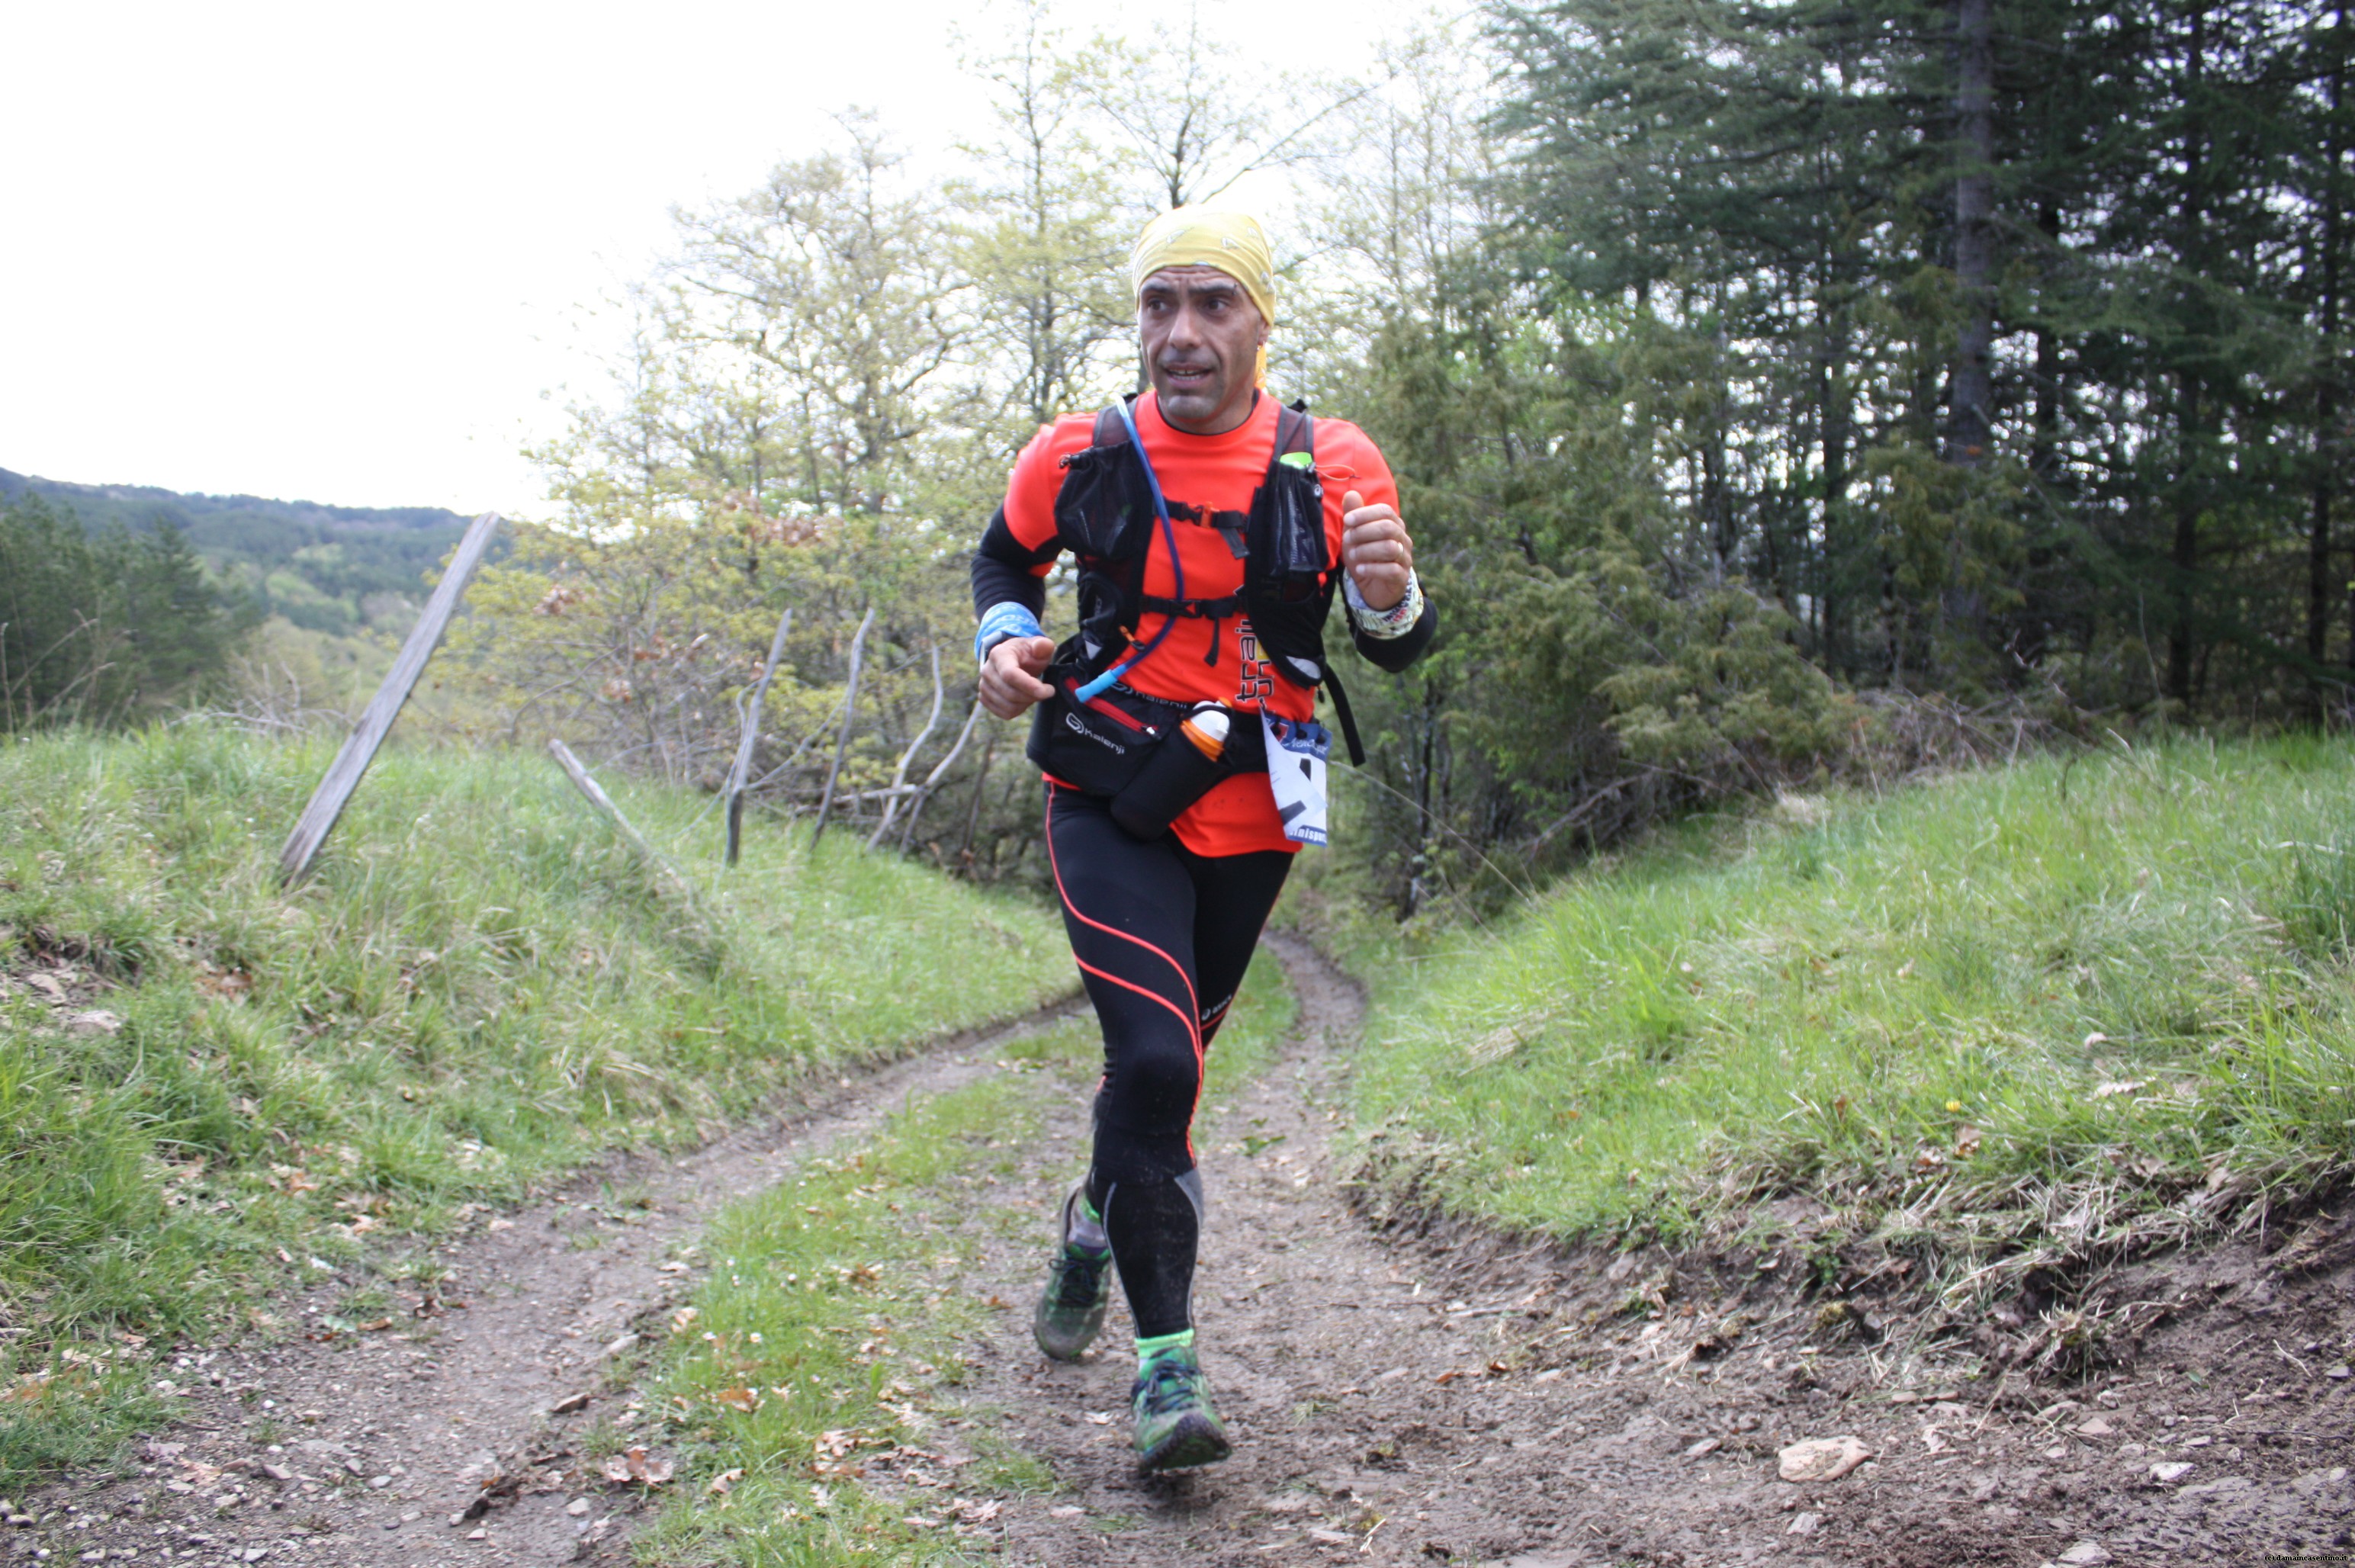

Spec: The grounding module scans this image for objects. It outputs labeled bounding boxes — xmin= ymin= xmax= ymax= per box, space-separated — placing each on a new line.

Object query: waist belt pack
xmin=1027 ymin=680 xmax=1266 ymax=841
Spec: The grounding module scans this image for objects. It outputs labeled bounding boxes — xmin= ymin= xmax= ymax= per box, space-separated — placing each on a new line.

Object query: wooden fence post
xmin=809 ymin=607 xmax=874 ymax=850
xmin=956 ymin=730 xmax=997 ymax=866
xmin=278 ymin=509 xmax=503 ymax=884
xmin=547 ymin=737 xmax=660 ymax=863
xmin=724 ymin=606 xmax=793 ymax=866
xmin=546 ymin=737 xmax=715 ymax=927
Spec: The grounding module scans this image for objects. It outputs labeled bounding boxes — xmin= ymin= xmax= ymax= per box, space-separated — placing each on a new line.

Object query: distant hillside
xmin=0 ymin=468 xmax=485 ymax=638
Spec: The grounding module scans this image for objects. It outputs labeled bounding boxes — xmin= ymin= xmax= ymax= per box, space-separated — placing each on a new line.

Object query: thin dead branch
xmin=726 ymin=606 xmax=794 ymax=866
xmin=811 ymin=607 xmax=875 ymax=849
xmin=869 ymin=645 xmax=944 ymax=850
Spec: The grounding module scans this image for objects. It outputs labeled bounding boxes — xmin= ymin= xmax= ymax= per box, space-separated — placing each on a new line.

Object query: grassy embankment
xmin=1325 ymin=737 xmax=2355 ymax=1338
xmin=623 ymin=949 xmax=1296 ymax=1566
xmin=0 ymin=726 xmax=1071 ymax=1484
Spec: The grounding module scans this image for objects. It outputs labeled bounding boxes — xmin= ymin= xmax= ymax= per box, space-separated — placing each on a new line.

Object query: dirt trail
xmin=898 ymin=934 xmax=2355 ymax=1568
xmin=20 ymin=1000 xmax=1083 ymax=1568
xmin=27 ymin=938 xmax=2355 ymax=1568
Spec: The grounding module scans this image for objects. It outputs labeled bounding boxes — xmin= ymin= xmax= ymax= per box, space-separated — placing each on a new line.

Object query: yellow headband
xmin=1129 ymin=207 xmax=1276 ymax=386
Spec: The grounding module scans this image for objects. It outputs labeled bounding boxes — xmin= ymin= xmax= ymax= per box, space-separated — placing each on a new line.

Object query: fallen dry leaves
xmin=600 ymin=1447 xmax=674 ymax=1486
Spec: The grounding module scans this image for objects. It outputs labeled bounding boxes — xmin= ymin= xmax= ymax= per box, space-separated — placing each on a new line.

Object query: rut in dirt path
xmin=22 ymin=997 xmax=1082 ymax=1568
xmin=922 ymin=929 xmax=1627 ymax=1568
xmin=899 ymin=934 xmax=2355 ymax=1568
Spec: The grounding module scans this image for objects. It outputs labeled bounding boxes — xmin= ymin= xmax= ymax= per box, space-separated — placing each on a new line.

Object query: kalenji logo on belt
xmin=1065 ymin=712 xmax=1126 ymax=753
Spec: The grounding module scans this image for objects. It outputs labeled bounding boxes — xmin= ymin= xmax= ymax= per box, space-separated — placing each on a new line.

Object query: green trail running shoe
xmin=1032 ymin=1187 xmax=1112 ymax=1361
xmin=1130 ymin=1345 xmax=1232 ymax=1472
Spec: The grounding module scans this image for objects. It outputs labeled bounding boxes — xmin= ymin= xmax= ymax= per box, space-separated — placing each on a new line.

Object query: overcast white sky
xmin=2 ymin=0 xmax=1435 ymax=516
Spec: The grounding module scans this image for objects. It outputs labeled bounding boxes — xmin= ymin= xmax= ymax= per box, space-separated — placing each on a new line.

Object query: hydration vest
xmin=1047 ymin=396 xmax=1366 ymax=764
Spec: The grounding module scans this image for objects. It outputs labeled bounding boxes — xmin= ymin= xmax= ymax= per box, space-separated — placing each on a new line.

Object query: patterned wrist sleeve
xmin=1343 ymin=571 xmax=1424 ymax=640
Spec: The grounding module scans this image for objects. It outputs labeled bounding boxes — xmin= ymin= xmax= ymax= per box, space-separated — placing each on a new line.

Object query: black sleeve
xmin=970 ymin=506 xmax=1058 ymax=623
xmin=1348 ymin=594 xmax=1437 ymax=673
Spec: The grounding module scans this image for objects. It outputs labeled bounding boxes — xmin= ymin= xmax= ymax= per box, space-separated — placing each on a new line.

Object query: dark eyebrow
xmin=1140 ymin=274 xmax=1243 ymax=301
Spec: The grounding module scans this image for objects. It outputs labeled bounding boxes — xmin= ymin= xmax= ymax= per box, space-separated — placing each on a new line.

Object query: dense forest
xmin=1338 ymin=0 xmax=2355 ymax=904
xmin=0 ymin=468 xmax=471 ymax=638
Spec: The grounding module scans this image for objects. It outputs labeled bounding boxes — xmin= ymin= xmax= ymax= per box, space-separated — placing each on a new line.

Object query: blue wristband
xmin=975 ymin=602 xmax=1044 ymax=665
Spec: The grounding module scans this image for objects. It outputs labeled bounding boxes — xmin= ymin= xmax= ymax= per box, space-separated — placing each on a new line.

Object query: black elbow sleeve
xmin=970 ymin=507 xmax=1055 ymax=622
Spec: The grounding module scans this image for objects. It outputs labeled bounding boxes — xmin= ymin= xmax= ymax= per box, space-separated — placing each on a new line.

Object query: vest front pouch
xmin=1110 ymin=710 xmax=1233 ymax=840
xmin=1055 ymin=438 xmax=1159 ymax=561
xmin=1261 ymin=710 xmax=1332 ymax=847
xmin=1027 ymin=670 xmax=1177 ymax=801
xmin=1254 ymin=455 xmax=1328 ymax=585
xmin=1245 ymin=420 xmax=1343 ymax=699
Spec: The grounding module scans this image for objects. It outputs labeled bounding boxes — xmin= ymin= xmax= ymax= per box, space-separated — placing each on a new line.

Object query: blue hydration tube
xmin=1073 ymin=399 xmax=1184 ymax=702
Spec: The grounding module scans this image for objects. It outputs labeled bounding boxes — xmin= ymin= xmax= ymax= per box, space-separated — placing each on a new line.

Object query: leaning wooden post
xmin=548 ymin=738 xmax=711 ymax=925
xmin=809 ymin=607 xmax=874 ymax=850
xmin=724 ymin=606 xmax=793 ymax=866
xmin=278 ymin=510 xmax=503 ymax=884
xmin=547 ymin=738 xmax=662 ymax=863
xmin=956 ymin=729 xmax=997 ymax=865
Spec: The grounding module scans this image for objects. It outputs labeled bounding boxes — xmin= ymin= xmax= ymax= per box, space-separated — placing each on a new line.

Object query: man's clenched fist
xmin=980 ymin=635 xmax=1056 ymax=719
xmin=1340 ymin=490 xmax=1415 ymax=612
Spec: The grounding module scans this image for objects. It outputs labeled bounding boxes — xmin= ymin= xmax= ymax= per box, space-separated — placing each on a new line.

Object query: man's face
xmin=1138 ymin=265 xmax=1267 ymax=434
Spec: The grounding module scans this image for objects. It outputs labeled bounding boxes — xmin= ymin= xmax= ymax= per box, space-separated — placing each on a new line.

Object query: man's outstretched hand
xmin=1340 ymin=490 xmax=1415 ymax=612
xmin=980 ymin=635 xmax=1056 ymax=719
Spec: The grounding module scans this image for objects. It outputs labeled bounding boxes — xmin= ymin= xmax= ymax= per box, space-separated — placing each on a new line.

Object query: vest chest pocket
xmin=1249 ymin=462 xmax=1328 ymax=599
xmin=1053 ymin=445 xmax=1158 ymax=561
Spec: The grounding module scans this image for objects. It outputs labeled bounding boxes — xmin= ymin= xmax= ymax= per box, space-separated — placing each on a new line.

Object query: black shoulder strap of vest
xmin=1093 ymin=400 xmax=1131 ymax=450
xmin=1274 ymin=399 xmax=1313 ymax=458
xmin=1324 ymin=668 xmax=1365 ymax=767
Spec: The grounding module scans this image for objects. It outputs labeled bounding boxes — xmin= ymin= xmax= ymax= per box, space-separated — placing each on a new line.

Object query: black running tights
xmin=1043 ymin=783 xmax=1292 ymax=1338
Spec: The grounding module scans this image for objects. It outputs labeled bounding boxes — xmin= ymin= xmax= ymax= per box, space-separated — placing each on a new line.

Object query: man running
xmin=969 ymin=207 xmax=1435 ymax=1471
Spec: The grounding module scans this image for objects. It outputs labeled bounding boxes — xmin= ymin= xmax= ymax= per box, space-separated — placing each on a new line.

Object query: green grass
xmin=0 ymin=725 xmax=1070 ymax=1484
xmin=631 ymin=915 xmax=1300 ymax=1564
xmin=627 ymin=1017 xmax=1097 ymax=1566
xmin=1332 ymin=736 xmax=2355 ymax=1319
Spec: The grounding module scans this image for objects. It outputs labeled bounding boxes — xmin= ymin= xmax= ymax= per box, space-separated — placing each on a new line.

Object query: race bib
xmin=1261 ymin=710 xmax=1331 ymax=847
